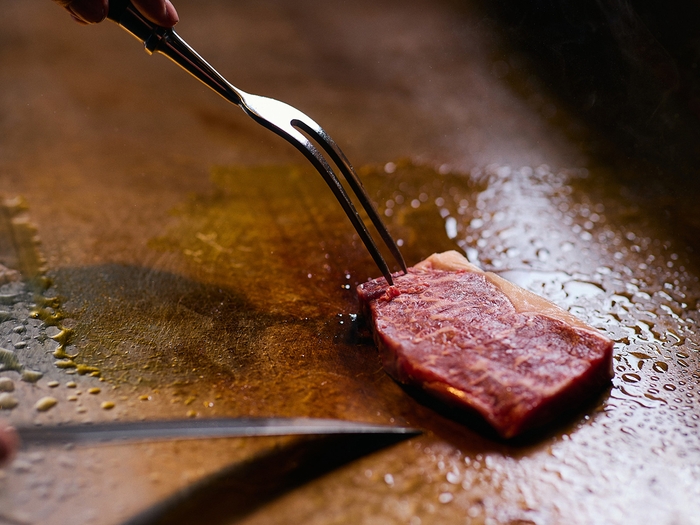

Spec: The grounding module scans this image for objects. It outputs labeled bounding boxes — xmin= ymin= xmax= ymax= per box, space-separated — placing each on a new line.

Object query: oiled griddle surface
xmin=0 ymin=1 xmax=698 ymax=524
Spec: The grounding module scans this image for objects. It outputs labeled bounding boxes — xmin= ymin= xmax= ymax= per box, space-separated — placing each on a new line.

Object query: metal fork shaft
xmin=107 ymin=0 xmax=406 ymax=283
xmin=107 ymin=1 xmax=241 ymax=105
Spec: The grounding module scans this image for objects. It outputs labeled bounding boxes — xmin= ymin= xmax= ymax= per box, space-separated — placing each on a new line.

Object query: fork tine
xmin=294 ymin=121 xmax=408 ymax=276
xmin=238 ymin=94 xmax=403 ymax=285
xmin=284 ymin=133 xmax=397 ymax=285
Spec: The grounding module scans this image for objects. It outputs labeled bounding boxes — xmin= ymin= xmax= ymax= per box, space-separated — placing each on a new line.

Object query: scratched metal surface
xmin=0 ymin=1 xmax=699 ymax=524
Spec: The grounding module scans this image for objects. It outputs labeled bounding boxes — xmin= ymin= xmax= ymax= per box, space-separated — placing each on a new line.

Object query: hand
xmin=53 ymin=0 xmax=179 ymax=27
xmin=0 ymin=422 xmax=18 ymax=467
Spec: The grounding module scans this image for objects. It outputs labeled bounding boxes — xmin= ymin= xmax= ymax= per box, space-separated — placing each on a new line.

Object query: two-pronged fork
xmin=107 ymin=0 xmax=406 ymax=284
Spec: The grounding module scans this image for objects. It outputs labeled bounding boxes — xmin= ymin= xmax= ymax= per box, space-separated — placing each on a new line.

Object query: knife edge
xmin=17 ymin=417 xmax=421 ymax=446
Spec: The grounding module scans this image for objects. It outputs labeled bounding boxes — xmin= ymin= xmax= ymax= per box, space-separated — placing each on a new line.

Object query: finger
xmin=59 ymin=0 xmax=108 ymax=24
xmin=0 ymin=424 xmax=19 ymax=466
xmin=132 ymin=0 xmax=179 ymax=27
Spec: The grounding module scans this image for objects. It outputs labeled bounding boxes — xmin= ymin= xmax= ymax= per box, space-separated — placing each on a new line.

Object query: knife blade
xmin=17 ymin=417 xmax=421 ymax=446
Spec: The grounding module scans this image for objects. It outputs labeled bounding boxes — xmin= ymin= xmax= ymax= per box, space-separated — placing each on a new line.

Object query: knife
xmin=17 ymin=417 xmax=420 ymax=446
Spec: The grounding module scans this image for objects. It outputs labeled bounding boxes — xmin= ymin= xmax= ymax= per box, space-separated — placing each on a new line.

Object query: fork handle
xmin=107 ymin=0 xmax=243 ymax=105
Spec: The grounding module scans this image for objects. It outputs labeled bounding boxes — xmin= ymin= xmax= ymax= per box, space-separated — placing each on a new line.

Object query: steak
xmin=357 ymin=251 xmax=614 ymax=438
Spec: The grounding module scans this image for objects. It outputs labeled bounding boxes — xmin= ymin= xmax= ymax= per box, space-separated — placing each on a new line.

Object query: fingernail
xmin=68 ymin=0 xmax=106 ymax=24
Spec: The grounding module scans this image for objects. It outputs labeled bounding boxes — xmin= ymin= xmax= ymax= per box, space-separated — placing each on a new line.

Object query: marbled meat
xmin=357 ymin=251 xmax=614 ymax=438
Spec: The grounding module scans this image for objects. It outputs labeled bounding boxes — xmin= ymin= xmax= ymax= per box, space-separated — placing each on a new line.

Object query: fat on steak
xmin=357 ymin=251 xmax=614 ymax=438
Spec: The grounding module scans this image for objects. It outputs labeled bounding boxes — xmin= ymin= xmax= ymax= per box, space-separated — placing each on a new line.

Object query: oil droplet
xmin=644 ymin=392 xmax=666 ymax=403
xmin=652 ymin=361 xmax=669 ymax=373
xmin=77 ymin=365 xmax=100 ymax=376
xmin=29 ymin=306 xmax=63 ymax=327
xmin=446 ymin=471 xmax=460 ymax=484
xmin=445 ymin=217 xmax=458 ymax=239
xmin=50 ymin=328 xmax=75 ymax=359
xmin=438 ymin=492 xmax=454 ymax=504
xmin=0 ymin=377 xmax=14 ymax=392
xmin=563 ymin=280 xmax=605 ymax=300
xmin=21 ymin=370 xmax=43 ymax=383
xmin=622 ymin=373 xmax=641 ymax=383
xmin=35 ymin=397 xmax=57 ymax=412
xmin=0 ymin=347 xmax=21 ymax=372
xmin=0 ymin=393 xmax=18 ymax=409
xmin=12 ymin=459 xmax=32 ymax=473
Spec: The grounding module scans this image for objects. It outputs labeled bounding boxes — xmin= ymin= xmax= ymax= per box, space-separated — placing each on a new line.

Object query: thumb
xmin=132 ymin=0 xmax=179 ymax=27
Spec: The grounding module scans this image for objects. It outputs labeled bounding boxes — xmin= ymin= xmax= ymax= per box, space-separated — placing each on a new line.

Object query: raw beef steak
xmin=357 ymin=251 xmax=614 ymax=438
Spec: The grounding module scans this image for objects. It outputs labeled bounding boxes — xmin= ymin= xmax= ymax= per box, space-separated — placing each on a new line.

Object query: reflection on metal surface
xmin=18 ymin=417 xmax=420 ymax=447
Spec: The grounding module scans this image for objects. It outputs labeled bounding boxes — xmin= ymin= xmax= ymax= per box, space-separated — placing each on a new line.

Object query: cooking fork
xmin=107 ymin=0 xmax=406 ymax=284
